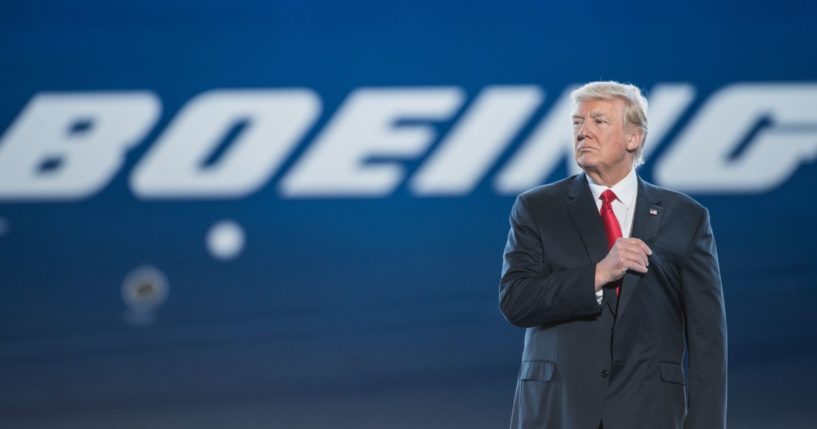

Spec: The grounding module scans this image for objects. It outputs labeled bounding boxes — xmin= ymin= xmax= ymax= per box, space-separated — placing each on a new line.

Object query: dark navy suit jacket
xmin=500 ymin=174 xmax=727 ymax=429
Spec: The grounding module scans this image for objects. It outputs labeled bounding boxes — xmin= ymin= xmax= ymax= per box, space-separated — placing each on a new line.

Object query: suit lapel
xmin=617 ymin=178 xmax=663 ymax=318
xmin=565 ymin=174 xmax=609 ymax=267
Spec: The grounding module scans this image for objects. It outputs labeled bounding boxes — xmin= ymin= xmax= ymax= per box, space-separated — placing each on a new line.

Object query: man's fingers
xmin=624 ymin=254 xmax=648 ymax=273
xmin=631 ymin=260 xmax=649 ymax=273
xmin=619 ymin=240 xmax=652 ymax=265
xmin=631 ymin=238 xmax=653 ymax=256
xmin=619 ymin=244 xmax=649 ymax=267
xmin=613 ymin=248 xmax=648 ymax=274
xmin=629 ymin=239 xmax=653 ymax=256
xmin=605 ymin=238 xmax=652 ymax=278
xmin=616 ymin=237 xmax=652 ymax=256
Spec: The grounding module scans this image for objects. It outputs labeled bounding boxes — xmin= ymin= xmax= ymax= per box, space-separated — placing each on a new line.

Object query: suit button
xmin=601 ymin=369 xmax=609 ymax=379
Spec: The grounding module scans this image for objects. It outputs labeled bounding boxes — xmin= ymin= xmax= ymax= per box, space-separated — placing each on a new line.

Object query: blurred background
xmin=1 ymin=0 xmax=816 ymax=427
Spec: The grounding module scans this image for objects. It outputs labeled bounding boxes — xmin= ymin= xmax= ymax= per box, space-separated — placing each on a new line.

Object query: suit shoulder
xmin=644 ymin=180 xmax=708 ymax=215
xmin=517 ymin=175 xmax=576 ymax=204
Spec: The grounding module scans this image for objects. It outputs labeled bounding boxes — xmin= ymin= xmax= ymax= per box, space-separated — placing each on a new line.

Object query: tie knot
xmin=601 ymin=189 xmax=618 ymax=205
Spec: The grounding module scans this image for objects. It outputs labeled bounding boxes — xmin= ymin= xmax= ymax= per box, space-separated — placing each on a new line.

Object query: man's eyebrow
xmin=589 ymin=112 xmax=608 ymax=118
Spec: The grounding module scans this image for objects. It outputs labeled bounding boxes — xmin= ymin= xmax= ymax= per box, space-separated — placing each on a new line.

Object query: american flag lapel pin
xmin=649 ymin=208 xmax=658 ymax=216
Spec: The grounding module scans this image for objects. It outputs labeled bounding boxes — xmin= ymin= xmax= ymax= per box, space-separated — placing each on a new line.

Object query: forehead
xmin=572 ymin=98 xmax=626 ymax=117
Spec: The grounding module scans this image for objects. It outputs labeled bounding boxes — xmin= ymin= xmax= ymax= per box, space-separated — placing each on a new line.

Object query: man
xmin=499 ymin=81 xmax=727 ymax=429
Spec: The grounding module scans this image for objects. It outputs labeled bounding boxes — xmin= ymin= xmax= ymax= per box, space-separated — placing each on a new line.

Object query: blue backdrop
xmin=1 ymin=1 xmax=816 ymax=427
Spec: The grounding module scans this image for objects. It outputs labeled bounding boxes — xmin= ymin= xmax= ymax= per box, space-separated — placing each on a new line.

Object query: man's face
xmin=572 ymin=98 xmax=640 ymax=177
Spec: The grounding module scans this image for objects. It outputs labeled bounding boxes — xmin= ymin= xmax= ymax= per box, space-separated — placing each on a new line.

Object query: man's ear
xmin=626 ymin=129 xmax=642 ymax=152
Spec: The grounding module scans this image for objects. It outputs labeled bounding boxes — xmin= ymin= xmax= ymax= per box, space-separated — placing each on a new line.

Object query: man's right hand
xmin=594 ymin=238 xmax=652 ymax=291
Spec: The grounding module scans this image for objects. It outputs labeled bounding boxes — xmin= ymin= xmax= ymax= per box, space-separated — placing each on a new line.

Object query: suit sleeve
xmin=499 ymin=195 xmax=601 ymax=328
xmin=682 ymin=208 xmax=728 ymax=429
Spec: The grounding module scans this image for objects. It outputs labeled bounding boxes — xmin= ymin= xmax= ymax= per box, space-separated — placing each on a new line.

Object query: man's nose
xmin=576 ymin=124 xmax=588 ymax=140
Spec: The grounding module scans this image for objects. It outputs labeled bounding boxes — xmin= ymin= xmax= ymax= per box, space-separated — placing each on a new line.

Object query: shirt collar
xmin=586 ymin=167 xmax=638 ymax=209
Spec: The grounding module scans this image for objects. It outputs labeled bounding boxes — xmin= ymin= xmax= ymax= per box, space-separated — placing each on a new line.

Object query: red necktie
xmin=600 ymin=189 xmax=623 ymax=296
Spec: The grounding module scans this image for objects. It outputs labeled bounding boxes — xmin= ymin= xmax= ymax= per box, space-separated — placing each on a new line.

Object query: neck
xmin=584 ymin=165 xmax=631 ymax=187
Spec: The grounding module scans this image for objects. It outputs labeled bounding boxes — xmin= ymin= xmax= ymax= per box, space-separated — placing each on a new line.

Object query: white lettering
xmin=0 ymin=93 xmax=159 ymax=200
xmin=1 ymin=84 xmax=813 ymax=201
xmin=281 ymin=88 xmax=463 ymax=197
xmin=492 ymin=87 xmax=577 ymax=194
xmin=131 ymin=90 xmax=320 ymax=198
xmin=655 ymin=84 xmax=817 ymax=192
xmin=410 ymin=86 xmax=543 ymax=195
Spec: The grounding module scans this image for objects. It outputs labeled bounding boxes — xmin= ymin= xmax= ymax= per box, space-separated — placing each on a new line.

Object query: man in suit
xmin=499 ymin=81 xmax=727 ymax=429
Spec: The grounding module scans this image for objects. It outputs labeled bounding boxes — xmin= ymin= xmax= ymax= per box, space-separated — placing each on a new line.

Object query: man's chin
xmin=575 ymin=157 xmax=595 ymax=171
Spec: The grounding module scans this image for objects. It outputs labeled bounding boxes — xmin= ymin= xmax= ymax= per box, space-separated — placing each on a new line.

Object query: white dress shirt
xmin=586 ymin=168 xmax=638 ymax=304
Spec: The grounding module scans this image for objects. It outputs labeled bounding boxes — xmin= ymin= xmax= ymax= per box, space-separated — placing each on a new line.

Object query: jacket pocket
xmin=519 ymin=361 xmax=555 ymax=382
xmin=659 ymin=361 xmax=685 ymax=385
